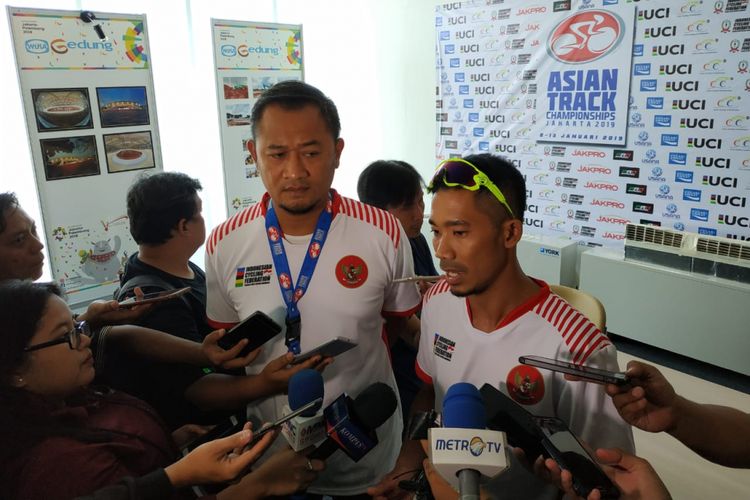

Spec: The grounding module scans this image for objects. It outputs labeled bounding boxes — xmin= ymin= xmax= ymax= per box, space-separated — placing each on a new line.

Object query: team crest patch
xmin=506 ymin=365 xmax=545 ymax=405
xmin=235 ymin=264 xmax=273 ymax=287
xmin=433 ymin=333 xmax=456 ymax=361
xmin=335 ymin=255 xmax=368 ymax=288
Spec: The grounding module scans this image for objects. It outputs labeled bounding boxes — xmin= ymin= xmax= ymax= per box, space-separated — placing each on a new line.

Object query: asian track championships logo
xmin=547 ymin=10 xmax=625 ymax=64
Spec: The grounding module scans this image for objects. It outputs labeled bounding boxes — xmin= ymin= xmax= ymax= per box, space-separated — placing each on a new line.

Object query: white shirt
xmin=205 ymin=191 xmax=421 ymax=495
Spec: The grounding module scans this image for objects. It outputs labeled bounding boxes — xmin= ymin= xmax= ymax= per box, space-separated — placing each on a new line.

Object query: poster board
xmin=435 ymin=0 xmax=750 ymax=247
xmin=8 ymin=6 xmax=163 ymax=307
xmin=211 ymin=19 xmax=304 ymax=215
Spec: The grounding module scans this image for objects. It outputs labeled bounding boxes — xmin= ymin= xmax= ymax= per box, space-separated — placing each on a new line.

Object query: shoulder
xmin=422 ymin=278 xmax=453 ymax=307
xmin=207 ymin=201 xmax=266 ymax=256
xmin=532 ymin=292 xmax=611 ymax=365
xmin=337 ymin=196 xmax=402 ymax=248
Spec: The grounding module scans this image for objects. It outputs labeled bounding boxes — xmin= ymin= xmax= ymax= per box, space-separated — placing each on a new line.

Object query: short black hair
xmin=127 ymin=172 xmax=202 ymax=245
xmin=0 ymin=192 xmax=19 ymax=234
xmin=428 ymin=154 xmax=526 ymax=221
xmin=357 ymin=160 xmax=424 ymax=209
xmin=251 ymin=80 xmax=341 ymax=140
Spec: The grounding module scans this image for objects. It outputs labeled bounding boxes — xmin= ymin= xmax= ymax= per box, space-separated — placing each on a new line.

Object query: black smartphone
xmin=218 ymin=311 xmax=282 ymax=357
xmin=535 ymin=416 xmax=620 ymax=499
xmin=243 ymin=397 xmax=323 ymax=450
xmin=519 ymin=355 xmax=629 ymax=385
xmin=291 ymin=336 xmax=358 ymax=365
xmin=181 ymin=415 xmax=243 ymax=455
xmin=479 ymin=383 xmax=546 ymax=461
xmin=118 ymin=287 xmax=191 ymax=307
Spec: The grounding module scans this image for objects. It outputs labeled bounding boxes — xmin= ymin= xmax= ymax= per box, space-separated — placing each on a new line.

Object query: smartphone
xmin=535 ymin=416 xmax=620 ymax=499
xmin=291 ymin=336 xmax=358 ymax=365
xmin=181 ymin=415 xmax=243 ymax=455
xmin=118 ymin=287 xmax=191 ymax=307
xmin=243 ymin=397 xmax=324 ymax=450
xmin=519 ymin=355 xmax=629 ymax=386
xmin=479 ymin=383 xmax=546 ymax=461
xmin=218 ymin=311 xmax=282 ymax=357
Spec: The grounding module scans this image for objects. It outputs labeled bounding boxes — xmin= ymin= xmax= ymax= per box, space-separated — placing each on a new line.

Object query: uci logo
xmin=221 ymin=44 xmax=237 ymax=57
xmin=25 ymin=39 xmax=49 ymax=54
xmin=547 ymin=10 xmax=624 ymax=64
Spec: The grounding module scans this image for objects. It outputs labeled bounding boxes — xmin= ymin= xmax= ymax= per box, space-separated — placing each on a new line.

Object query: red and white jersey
xmin=417 ymin=279 xmax=634 ymax=453
xmin=205 ymin=191 xmax=421 ymax=495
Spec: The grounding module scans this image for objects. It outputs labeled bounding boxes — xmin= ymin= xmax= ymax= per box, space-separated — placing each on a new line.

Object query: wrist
xmin=164 ymin=458 xmax=192 ymax=489
xmin=666 ymin=395 xmax=690 ymax=435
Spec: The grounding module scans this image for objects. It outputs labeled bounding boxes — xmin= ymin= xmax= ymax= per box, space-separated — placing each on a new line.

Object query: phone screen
xmin=519 ymin=355 xmax=628 ymax=385
xmin=536 ymin=417 xmax=620 ymax=499
xmin=291 ymin=337 xmax=357 ymax=365
xmin=218 ymin=311 xmax=282 ymax=357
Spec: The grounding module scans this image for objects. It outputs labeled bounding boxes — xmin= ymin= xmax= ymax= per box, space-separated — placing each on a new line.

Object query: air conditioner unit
xmin=518 ymin=234 xmax=578 ymax=287
xmin=625 ymin=223 xmax=750 ymax=284
xmin=691 ymin=235 xmax=750 ymax=284
xmin=624 ymin=224 xmax=693 ymax=271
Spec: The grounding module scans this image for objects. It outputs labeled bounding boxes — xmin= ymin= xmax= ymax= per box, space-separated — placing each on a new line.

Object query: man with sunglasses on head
xmin=204 ymin=80 xmax=422 ymax=498
xmin=370 ymin=154 xmax=633 ymax=500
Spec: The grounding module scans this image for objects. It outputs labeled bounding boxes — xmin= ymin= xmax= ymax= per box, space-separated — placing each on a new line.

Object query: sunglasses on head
xmin=427 ymin=158 xmax=515 ymax=218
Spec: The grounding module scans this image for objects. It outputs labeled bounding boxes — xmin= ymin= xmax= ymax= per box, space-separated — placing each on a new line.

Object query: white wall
xmin=0 ymin=0 xmax=439 ymax=276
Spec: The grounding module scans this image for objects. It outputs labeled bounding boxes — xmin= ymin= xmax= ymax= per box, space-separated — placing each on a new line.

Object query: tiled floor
xmin=618 ymin=351 xmax=750 ymax=498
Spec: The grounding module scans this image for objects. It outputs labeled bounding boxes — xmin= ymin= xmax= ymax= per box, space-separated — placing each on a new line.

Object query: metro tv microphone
xmin=282 ymin=369 xmax=327 ymax=451
xmin=429 ymin=383 xmax=509 ymax=500
xmin=308 ymin=382 xmax=397 ymax=462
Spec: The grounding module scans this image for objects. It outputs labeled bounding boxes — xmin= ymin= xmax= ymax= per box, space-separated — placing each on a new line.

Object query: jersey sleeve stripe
xmin=382 ymin=303 xmax=421 ymax=318
xmin=207 ymin=203 xmax=263 ymax=255
xmin=207 ymin=317 xmax=238 ymax=330
xmin=576 ymin=336 xmax=611 ymax=365
xmin=555 ymin=306 xmax=576 ymax=331
xmin=568 ymin=323 xmax=596 ymax=355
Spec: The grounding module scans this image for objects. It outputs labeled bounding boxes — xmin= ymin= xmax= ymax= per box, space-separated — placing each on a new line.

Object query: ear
xmin=177 ymin=218 xmax=190 ymax=235
xmin=247 ymin=140 xmax=258 ymax=164
xmin=502 ymin=218 xmax=523 ymax=248
xmin=333 ymin=138 xmax=345 ymax=169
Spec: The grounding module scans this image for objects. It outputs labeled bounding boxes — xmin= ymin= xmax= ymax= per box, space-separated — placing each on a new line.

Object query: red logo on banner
xmin=548 ymin=10 xmax=623 ymax=64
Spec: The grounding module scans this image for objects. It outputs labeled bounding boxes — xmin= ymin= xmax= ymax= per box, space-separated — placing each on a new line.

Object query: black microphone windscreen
xmin=352 ymin=382 xmax=397 ymax=430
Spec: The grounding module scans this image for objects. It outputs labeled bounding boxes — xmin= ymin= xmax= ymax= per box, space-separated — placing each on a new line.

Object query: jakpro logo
xmin=683 ymin=189 xmax=702 ymax=202
xmin=24 ymin=39 xmax=49 ymax=54
xmin=641 ymin=79 xmax=658 ymax=91
xmin=654 ymin=115 xmax=672 ymax=127
xmin=675 ymin=170 xmax=694 ymax=183
xmin=661 ymin=134 xmax=679 ymax=147
xmin=633 ymin=63 xmax=651 ymax=75
xmin=646 ymin=97 xmax=664 ymax=109
xmin=690 ymin=208 xmax=709 ymax=221
xmin=547 ymin=10 xmax=624 ymax=64
xmin=669 ymin=152 xmax=687 ymax=165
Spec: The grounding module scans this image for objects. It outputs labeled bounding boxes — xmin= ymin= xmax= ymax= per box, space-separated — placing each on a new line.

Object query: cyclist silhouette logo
xmin=547 ymin=10 xmax=625 ymax=64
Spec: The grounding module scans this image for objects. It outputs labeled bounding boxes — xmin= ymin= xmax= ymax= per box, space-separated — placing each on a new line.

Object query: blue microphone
xmin=282 ymin=369 xmax=326 ymax=450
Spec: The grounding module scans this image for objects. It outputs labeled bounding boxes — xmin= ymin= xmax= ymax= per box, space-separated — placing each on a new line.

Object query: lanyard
xmin=265 ymin=197 xmax=333 ymax=354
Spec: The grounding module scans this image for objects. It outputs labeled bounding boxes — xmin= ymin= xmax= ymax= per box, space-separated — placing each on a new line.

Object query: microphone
xmin=308 ymin=382 xmax=397 ymax=462
xmin=282 ymin=369 xmax=327 ymax=451
xmin=429 ymin=383 xmax=509 ymax=500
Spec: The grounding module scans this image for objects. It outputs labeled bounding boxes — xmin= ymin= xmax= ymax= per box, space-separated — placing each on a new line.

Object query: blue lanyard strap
xmin=265 ymin=196 xmax=333 ymax=354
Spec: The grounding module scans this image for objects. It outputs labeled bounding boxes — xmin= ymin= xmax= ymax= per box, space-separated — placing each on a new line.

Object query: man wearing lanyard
xmin=204 ymin=80 xmax=422 ymax=497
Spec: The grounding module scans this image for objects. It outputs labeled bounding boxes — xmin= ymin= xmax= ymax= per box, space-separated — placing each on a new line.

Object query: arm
xmin=607 ymin=360 xmax=750 ymax=468
xmin=384 ymin=314 xmax=420 ymax=348
xmin=367 ymin=382 xmax=434 ymax=500
xmin=184 ymin=352 xmax=330 ymax=411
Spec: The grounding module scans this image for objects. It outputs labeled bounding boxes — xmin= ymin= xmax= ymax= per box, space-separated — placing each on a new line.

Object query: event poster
xmin=8 ymin=7 xmax=163 ymax=307
xmin=536 ymin=6 xmax=635 ymax=145
xmin=435 ymin=0 xmax=750 ymax=247
xmin=211 ymin=19 xmax=304 ymax=214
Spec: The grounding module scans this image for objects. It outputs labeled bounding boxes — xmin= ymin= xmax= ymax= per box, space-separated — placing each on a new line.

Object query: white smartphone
xmin=118 ymin=287 xmax=191 ymax=307
xmin=291 ymin=336 xmax=358 ymax=365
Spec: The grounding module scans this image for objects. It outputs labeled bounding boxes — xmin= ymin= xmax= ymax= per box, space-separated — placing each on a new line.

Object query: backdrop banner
xmin=211 ymin=19 xmax=304 ymax=215
xmin=8 ymin=6 xmax=163 ymax=306
xmin=435 ymin=0 xmax=750 ymax=247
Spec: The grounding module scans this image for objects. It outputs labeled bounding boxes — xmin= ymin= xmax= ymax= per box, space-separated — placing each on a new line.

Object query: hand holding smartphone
xmin=218 ymin=311 xmax=283 ymax=358
xmin=519 ymin=355 xmax=629 ymax=386
xmin=291 ymin=337 xmax=358 ymax=365
xmin=242 ymin=397 xmax=323 ymax=451
xmin=118 ymin=287 xmax=191 ymax=308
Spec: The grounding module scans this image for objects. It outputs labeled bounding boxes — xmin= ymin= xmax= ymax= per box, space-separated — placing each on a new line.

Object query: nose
xmin=433 ymin=233 xmax=454 ymax=261
xmin=31 ymin=234 xmax=44 ymax=252
xmin=284 ymin=152 xmax=309 ymax=180
xmin=79 ymin=333 xmax=92 ymax=350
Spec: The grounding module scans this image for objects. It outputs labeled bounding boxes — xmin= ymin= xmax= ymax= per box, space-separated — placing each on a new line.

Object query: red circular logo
xmin=335 ymin=255 xmax=368 ymax=289
xmin=279 ymin=272 xmax=292 ymax=289
xmin=267 ymin=226 xmax=280 ymax=242
xmin=506 ymin=364 xmax=545 ymax=405
xmin=547 ymin=10 xmax=623 ymax=64
xmin=309 ymin=242 xmax=321 ymax=259
xmin=293 ymin=288 xmax=304 ymax=302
